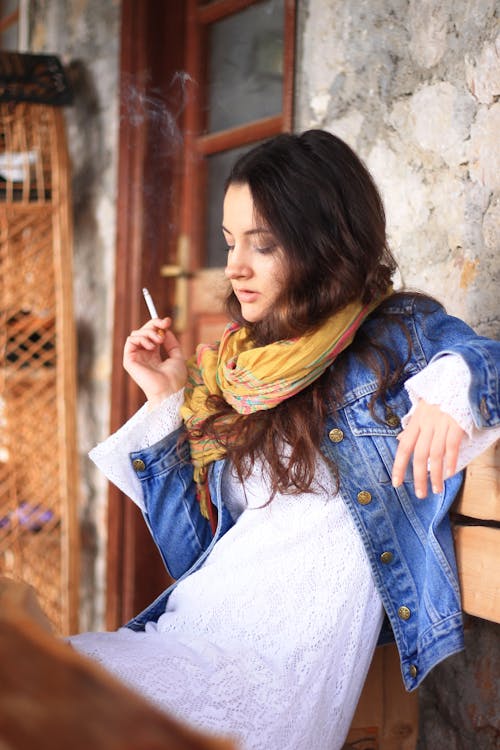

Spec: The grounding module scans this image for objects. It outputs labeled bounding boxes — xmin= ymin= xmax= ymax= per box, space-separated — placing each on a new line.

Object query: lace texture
xmin=71 ymin=455 xmax=384 ymax=750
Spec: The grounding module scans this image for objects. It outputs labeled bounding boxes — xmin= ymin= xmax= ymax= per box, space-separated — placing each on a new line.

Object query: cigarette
xmin=142 ymin=287 xmax=159 ymax=319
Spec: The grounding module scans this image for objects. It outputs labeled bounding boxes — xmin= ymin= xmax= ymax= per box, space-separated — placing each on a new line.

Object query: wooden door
xmin=109 ymin=0 xmax=295 ymax=628
xmin=107 ymin=0 xmax=187 ymax=628
xmin=162 ymin=0 xmax=295 ymax=355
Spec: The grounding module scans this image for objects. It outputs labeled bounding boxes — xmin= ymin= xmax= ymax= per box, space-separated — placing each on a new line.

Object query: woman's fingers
xmin=442 ymin=421 xmax=464 ymax=481
xmin=125 ymin=319 xmax=169 ymax=352
xmin=391 ymin=415 xmax=420 ymax=489
xmin=392 ymin=401 xmax=465 ymax=498
xmin=161 ymin=327 xmax=184 ymax=360
xmin=122 ymin=317 xmax=187 ymax=403
xmin=393 ymin=414 xmax=433 ymax=497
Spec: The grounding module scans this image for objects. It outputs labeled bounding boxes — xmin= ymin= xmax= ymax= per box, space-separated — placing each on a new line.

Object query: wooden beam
xmin=454 ymin=442 xmax=500 ymax=521
xmin=0 ymin=9 xmax=19 ymax=33
xmin=196 ymin=115 xmax=283 ymax=155
xmin=197 ymin=0 xmax=257 ymax=25
xmin=454 ymin=525 xmax=500 ymax=623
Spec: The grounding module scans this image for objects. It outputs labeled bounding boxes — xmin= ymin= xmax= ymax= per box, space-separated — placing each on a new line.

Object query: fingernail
xmin=415 ymin=489 xmax=425 ymax=499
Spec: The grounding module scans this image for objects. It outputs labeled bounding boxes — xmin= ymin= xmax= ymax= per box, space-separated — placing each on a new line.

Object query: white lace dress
xmin=70 ymin=356 xmax=499 ymax=750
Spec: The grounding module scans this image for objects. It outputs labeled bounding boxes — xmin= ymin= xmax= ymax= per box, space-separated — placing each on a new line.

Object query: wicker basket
xmin=0 ymin=102 xmax=79 ymax=635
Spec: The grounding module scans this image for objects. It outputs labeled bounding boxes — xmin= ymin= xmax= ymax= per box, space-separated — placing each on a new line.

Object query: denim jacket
xmin=125 ymin=295 xmax=500 ymax=691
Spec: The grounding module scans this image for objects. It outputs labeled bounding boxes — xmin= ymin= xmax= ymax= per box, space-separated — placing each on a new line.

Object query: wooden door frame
xmin=108 ymin=0 xmax=295 ymax=629
xmin=106 ymin=0 xmax=185 ymax=629
xmin=181 ymin=0 xmax=296 ymax=270
xmin=174 ymin=0 xmax=296 ymax=356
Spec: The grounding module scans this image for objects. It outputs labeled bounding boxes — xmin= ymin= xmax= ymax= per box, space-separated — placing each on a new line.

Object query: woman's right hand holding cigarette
xmin=123 ymin=317 xmax=187 ymax=407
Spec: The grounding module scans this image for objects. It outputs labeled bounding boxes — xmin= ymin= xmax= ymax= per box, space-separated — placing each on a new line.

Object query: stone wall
xmin=296 ymin=0 xmax=499 ymax=339
xmin=295 ymin=1 xmax=499 ymax=747
xmin=27 ymin=0 xmax=121 ymax=631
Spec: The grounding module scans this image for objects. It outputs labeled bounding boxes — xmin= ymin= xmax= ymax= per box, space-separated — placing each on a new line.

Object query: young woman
xmin=71 ymin=130 xmax=500 ymax=749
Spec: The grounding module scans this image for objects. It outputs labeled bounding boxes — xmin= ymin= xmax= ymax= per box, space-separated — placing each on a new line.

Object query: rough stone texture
xmin=27 ymin=0 xmax=121 ymax=631
xmin=296 ymin=1 xmax=499 ymax=746
xmin=297 ymin=0 xmax=499 ymax=338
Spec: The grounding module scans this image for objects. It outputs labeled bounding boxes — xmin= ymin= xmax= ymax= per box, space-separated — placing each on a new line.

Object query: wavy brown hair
xmin=191 ymin=130 xmax=403 ymax=495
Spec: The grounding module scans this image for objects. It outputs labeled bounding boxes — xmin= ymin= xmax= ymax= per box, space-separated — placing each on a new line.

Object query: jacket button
xmin=132 ymin=458 xmax=146 ymax=472
xmin=380 ymin=551 xmax=393 ymax=564
xmin=398 ymin=605 xmax=411 ymax=620
xmin=409 ymin=664 xmax=418 ymax=678
xmin=386 ymin=412 xmax=401 ymax=428
xmin=357 ymin=490 xmax=372 ymax=505
xmin=328 ymin=428 xmax=344 ymax=443
xmin=480 ymin=397 xmax=490 ymax=421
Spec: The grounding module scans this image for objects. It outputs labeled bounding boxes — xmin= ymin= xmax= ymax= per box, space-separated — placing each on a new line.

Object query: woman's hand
xmin=392 ymin=399 xmax=466 ymax=498
xmin=123 ymin=317 xmax=187 ymax=407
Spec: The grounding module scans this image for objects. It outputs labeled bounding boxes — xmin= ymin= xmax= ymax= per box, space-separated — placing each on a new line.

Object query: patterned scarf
xmin=180 ymin=298 xmax=383 ymax=529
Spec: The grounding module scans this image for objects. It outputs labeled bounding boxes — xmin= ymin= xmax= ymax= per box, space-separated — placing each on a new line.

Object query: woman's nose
xmin=224 ymin=248 xmax=251 ymax=279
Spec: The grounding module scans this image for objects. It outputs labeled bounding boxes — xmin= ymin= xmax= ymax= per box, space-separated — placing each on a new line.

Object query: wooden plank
xmin=197 ymin=0 xmax=257 ymax=25
xmin=454 ymin=441 xmax=500 ymax=522
xmin=283 ymin=0 xmax=296 ymax=130
xmin=349 ymin=647 xmax=384 ymax=731
xmin=454 ymin=525 xmax=500 ymax=623
xmin=0 ymin=9 xmax=19 ymax=34
xmin=381 ymin=644 xmax=419 ymax=750
xmin=108 ymin=0 xmax=183 ymax=629
xmin=51 ymin=107 xmax=80 ymax=635
xmin=196 ymin=114 xmax=284 ymax=155
xmin=346 ymin=644 xmax=418 ymax=750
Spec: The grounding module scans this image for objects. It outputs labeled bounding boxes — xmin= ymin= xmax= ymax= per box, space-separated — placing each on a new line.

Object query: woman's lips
xmin=235 ymin=289 xmax=260 ymax=303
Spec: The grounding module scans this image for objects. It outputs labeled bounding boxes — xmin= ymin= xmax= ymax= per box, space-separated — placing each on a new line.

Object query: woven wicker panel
xmin=0 ymin=103 xmax=78 ymax=635
xmin=0 ymin=103 xmax=53 ymax=202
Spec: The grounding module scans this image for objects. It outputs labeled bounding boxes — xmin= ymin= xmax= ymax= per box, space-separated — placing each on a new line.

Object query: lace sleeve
xmin=88 ymin=389 xmax=185 ymax=509
xmin=403 ymin=355 xmax=500 ymax=472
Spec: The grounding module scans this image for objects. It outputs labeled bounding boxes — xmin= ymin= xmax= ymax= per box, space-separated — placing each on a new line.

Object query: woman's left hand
xmin=392 ymin=399 xmax=466 ymax=498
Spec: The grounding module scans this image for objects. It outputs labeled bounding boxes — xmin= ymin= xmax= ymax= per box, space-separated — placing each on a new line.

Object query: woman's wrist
xmin=146 ymin=386 xmax=184 ymax=411
xmin=147 ymin=392 xmax=175 ymax=410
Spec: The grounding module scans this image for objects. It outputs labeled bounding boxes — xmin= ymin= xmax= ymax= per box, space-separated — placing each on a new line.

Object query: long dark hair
xmin=225 ymin=130 xmax=397 ymax=344
xmin=193 ymin=130 xmax=404 ymax=495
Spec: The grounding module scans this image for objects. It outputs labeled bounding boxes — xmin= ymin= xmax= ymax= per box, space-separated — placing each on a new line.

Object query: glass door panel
xmin=207 ymin=0 xmax=284 ymax=133
xmin=205 ymin=143 xmax=260 ymax=267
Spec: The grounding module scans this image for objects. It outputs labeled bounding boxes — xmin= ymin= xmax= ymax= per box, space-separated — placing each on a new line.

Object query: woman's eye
xmin=255 ymin=244 xmax=277 ymax=254
xmin=225 ymin=244 xmax=234 ymax=252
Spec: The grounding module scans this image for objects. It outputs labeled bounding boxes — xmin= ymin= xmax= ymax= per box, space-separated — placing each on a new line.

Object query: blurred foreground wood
xmin=0 ymin=577 xmax=236 ymax=750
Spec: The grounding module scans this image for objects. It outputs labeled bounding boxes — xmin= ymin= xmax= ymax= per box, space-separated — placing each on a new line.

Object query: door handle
xmin=160 ymin=234 xmax=190 ymax=333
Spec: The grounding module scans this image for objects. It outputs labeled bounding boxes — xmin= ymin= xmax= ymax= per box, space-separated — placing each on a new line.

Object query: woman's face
xmin=223 ymin=183 xmax=286 ymax=323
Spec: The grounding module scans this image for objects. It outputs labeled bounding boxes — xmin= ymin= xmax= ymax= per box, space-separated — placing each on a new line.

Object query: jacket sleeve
xmin=129 ymin=427 xmax=215 ymax=580
xmin=88 ymin=390 xmax=185 ymax=510
xmin=406 ymin=298 xmax=500 ymax=429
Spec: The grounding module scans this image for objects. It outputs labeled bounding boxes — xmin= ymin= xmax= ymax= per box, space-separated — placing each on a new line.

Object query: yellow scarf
xmin=180 ymin=298 xmax=383 ymax=527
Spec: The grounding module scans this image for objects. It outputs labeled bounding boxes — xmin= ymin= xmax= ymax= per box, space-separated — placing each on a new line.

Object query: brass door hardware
xmin=160 ymin=234 xmax=191 ymax=333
